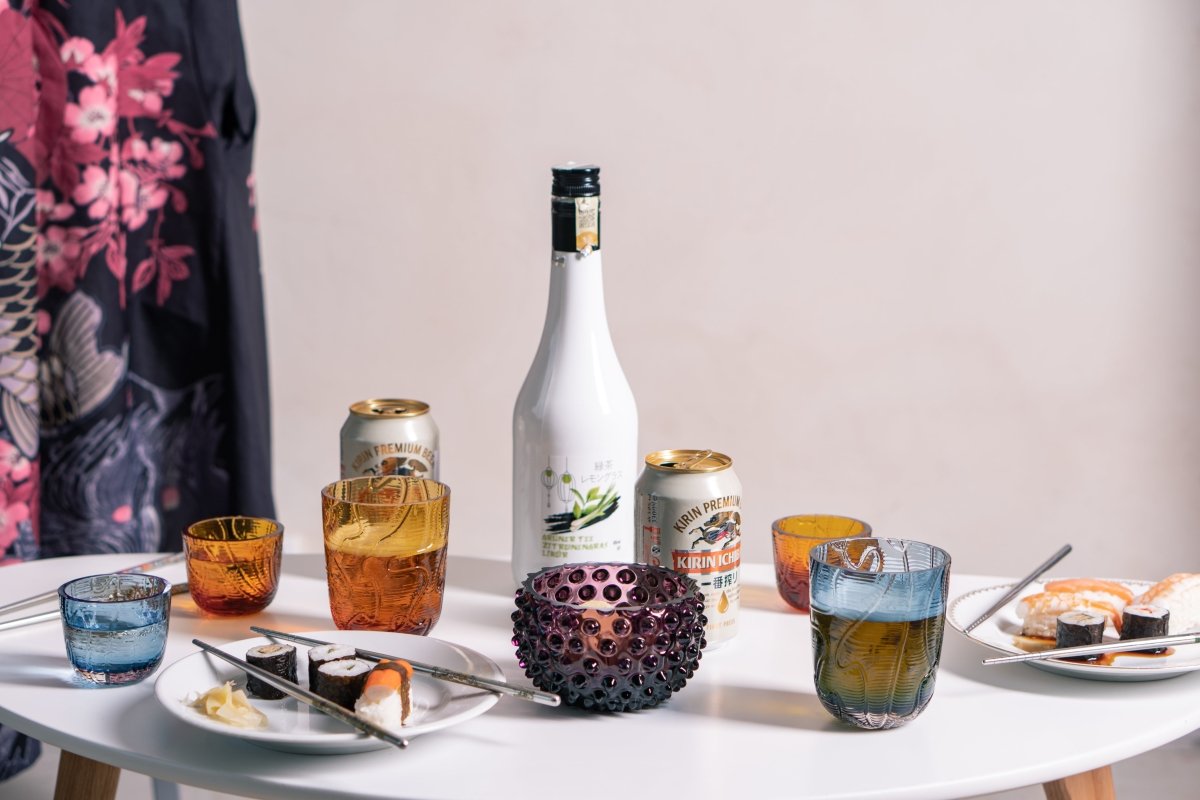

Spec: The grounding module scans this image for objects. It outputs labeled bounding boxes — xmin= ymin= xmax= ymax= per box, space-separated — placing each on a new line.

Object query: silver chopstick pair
xmin=0 ymin=552 xmax=186 ymax=619
xmin=191 ymin=639 xmax=409 ymax=750
xmin=0 ymin=582 xmax=190 ymax=633
xmin=962 ymin=544 xmax=1072 ymax=633
xmin=250 ymin=626 xmax=562 ymax=707
xmin=983 ymin=632 xmax=1200 ymax=665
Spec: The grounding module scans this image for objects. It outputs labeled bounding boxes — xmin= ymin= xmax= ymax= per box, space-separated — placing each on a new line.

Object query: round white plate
xmin=948 ymin=579 xmax=1200 ymax=682
xmin=155 ymin=631 xmax=503 ymax=753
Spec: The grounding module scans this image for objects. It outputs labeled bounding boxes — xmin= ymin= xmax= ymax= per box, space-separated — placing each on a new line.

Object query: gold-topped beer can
xmin=635 ymin=449 xmax=742 ymax=648
xmin=340 ymin=398 xmax=440 ymax=480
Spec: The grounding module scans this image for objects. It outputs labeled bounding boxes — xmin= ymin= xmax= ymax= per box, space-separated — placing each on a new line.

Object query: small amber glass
xmin=183 ymin=516 xmax=283 ymax=616
xmin=322 ymin=477 xmax=450 ymax=635
xmin=771 ymin=515 xmax=871 ymax=612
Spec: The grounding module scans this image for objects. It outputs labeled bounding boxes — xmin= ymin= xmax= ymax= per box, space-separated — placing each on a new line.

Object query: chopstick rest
xmin=249 ymin=626 xmax=562 ymax=707
xmin=191 ymin=639 xmax=409 ymax=750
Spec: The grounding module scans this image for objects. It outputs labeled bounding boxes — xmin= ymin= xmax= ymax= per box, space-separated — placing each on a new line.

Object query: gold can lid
xmin=349 ymin=398 xmax=430 ymax=418
xmin=645 ymin=449 xmax=732 ymax=473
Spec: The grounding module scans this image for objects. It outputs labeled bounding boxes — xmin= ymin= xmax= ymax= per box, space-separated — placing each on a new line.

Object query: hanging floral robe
xmin=0 ymin=0 xmax=274 ymax=778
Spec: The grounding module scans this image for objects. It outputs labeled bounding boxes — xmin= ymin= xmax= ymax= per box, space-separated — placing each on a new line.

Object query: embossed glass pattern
xmin=184 ymin=516 xmax=284 ymax=616
xmin=322 ymin=477 xmax=450 ymax=634
xmin=59 ymin=573 xmax=172 ymax=685
xmin=512 ymin=562 xmax=707 ymax=712
xmin=772 ymin=514 xmax=871 ymax=612
xmin=809 ymin=538 xmax=951 ymax=730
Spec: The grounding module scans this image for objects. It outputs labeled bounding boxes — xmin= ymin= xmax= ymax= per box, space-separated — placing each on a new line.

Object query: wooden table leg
xmin=1043 ymin=765 xmax=1116 ymax=800
xmin=54 ymin=750 xmax=120 ymax=800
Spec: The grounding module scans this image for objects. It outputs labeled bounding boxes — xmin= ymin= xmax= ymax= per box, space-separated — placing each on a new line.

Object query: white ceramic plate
xmin=948 ymin=579 xmax=1200 ymax=682
xmin=155 ymin=631 xmax=503 ymax=753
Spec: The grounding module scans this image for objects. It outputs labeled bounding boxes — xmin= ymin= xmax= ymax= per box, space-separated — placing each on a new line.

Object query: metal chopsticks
xmin=0 ymin=552 xmax=186 ymax=618
xmin=191 ymin=639 xmax=409 ymax=750
xmin=250 ymin=626 xmax=562 ymax=707
xmin=963 ymin=544 xmax=1072 ymax=633
xmin=982 ymin=632 xmax=1200 ymax=665
xmin=0 ymin=610 xmax=58 ymax=632
xmin=0 ymin=582 xmax=190 ymax=633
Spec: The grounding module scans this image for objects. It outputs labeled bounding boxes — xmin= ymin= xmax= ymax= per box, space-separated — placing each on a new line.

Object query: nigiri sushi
xmin=1135 ymin=573 xmax=1200 ymax=633
xmin=1043 ymin=578 xmax=1133 ymax=612
xmin=1017 ymin=591 xmax=1123 ymax=638
xmin=355 ymin=659 xmax=414 ymax=730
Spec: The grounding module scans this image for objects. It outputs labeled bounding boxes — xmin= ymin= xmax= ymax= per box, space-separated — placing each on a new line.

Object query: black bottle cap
xmin=552 ymin=164 xmax=600 ymax=197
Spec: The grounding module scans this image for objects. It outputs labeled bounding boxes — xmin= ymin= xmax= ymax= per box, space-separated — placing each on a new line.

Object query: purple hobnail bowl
xmin=512 ymin=562 xmax=707 ymax=712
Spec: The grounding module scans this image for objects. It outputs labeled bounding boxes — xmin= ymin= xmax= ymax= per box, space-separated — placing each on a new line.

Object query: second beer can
xmin=635 ymin=449 xmax=742 ymax=648
xmin=340 ymin=399 xmax=440 ymax=480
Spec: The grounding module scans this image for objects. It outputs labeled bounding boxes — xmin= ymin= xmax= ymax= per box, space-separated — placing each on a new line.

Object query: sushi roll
xmin=1055 ymin=610 xmax=1106 ymax=661
xmin=314 ymin=659 xmax=372 ymax=709
xmin=355 ymin=660 xmax=414 ymax=730
xmin=1120 ymin=604 xmax=1170 ymax=653
xmin=307 ymin=643 xmax=356 ymax=688
xmin=245 ymin=643 xmax=297 ymax=700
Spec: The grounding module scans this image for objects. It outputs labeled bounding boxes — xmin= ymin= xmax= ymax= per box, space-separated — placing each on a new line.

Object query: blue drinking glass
xmin=809 ymin=538 xmax=951 ymax=729
xmin=59 ymin=573 xmax=172 ymax=686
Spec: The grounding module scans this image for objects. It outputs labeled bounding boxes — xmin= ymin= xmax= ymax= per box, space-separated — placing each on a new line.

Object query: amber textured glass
xmin=321 ymin=477 xmax=451 ymax=635
xmin=771 ymin=514 xmax=871 ymax=612
xmin=183 ymin=517 xmax=283 ymax=616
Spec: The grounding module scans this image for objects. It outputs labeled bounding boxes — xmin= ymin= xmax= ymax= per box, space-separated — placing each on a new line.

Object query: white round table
xmin=1 ymin=553 xmax=1198 ymax=800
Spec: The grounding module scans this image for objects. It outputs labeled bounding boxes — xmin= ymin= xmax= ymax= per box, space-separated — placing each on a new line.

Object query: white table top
xmin=2 ymin=553 xmax=1199 ymax=800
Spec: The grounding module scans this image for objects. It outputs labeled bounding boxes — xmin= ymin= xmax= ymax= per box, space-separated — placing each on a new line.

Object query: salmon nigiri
xmin=354 ymin=659 xmax=414 ymax=729
xmin=1043 ymin=578 xmax=1134 ymax=613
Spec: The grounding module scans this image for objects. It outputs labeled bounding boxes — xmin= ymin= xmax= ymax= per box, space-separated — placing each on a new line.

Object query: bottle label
xmin=574 ymin=197 xmax=599 ymax=254
xmin=537 ymin=454 xmax=626 ymax=561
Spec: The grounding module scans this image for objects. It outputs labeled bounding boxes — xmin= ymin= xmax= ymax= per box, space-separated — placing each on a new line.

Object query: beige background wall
xmin=239 ymin=1 xmax=1200 ymax=579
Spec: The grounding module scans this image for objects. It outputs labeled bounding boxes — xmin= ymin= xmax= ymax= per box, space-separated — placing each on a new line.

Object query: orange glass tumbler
xmin=321 ymin=477 xmax=450 ymax=635
xmin=183 ymin=516 xmax=284 ymax=616
xmin=771 ymin=515 xmax=871 ymax=612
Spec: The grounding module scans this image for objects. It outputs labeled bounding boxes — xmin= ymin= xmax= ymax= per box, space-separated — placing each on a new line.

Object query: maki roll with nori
xmin=1055 ymin=610 xmax=1106 ymax=661
xmin=1120 ymin=604 xmax=1170 ymax=653
xmin=245 ymin=643 xmax=298 ymax=699
xmin=307 ymin=643 xmax=356 ymax=688
xmin=314 ymin=659 xmax=372 ymax=709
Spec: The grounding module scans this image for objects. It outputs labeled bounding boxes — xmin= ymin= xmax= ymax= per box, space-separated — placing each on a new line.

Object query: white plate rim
xmin=947 ymin=578 xmax=1200 ymax=681
xmin=154 ymin=631 xmax=502 ymax=752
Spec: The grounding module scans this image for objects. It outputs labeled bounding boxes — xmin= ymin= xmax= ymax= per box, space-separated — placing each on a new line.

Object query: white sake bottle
xmin=512 ymin=165 xmax=638 ymax=585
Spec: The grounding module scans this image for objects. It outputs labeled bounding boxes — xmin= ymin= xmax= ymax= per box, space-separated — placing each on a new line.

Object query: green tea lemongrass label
xmin=538 ymin=454 xmax=624 ymax=562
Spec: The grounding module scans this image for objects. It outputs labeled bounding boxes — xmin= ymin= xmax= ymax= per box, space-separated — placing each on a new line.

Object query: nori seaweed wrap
xmin=1055 ymin=610 xmax=1105 ymax=661
xmin=245 ymin=643 xmax=298 ymax=699
xmin=1120 ymin=604 xmax=1170 ymax=653
xmin=314 ymin=659 xmax=372 ymax=709
xmin=307 ymin=643 xmax=356 ymax=688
